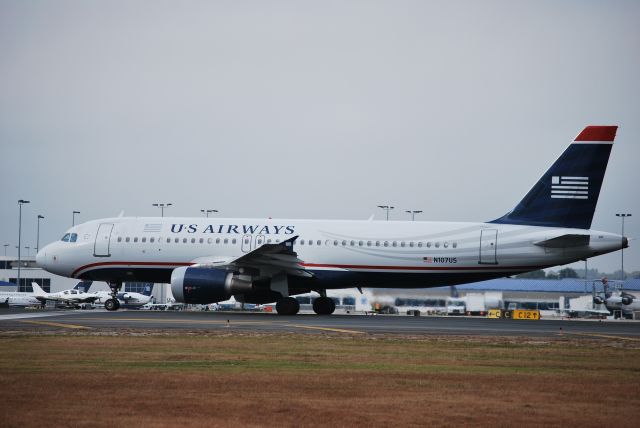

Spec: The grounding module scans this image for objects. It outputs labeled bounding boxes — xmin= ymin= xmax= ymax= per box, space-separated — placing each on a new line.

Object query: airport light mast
xmin=18 ymin=199 xmax=30 ymax=291
xmin=153 ymin=203 xmax=172 ymax=217
xmin=377 ymin=205 xmax=394 ymax=221
xmin=72 ymin=210 xmax=80 ymax=226
xmin=405 ymin=210 xmax=422 ymax=221
xmin=201 ymin=209 xmax=218 ymax=218
xmin=615 ymin=213 xmax=631 ymax=281
xmin=36 ymin=215 xmax=44 ymax=254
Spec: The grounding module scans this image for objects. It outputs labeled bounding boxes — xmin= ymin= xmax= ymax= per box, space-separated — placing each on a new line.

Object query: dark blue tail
xmin=142 ymin=283 xmax=154 ymax=296
xmin=74 ymin=281 xmax=93 ymax=293
xmin=491 ymin=126 xmax=617 ymax=229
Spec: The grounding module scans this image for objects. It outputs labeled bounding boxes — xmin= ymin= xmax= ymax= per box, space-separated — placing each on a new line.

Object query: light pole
xmin=3 ymin=244 xmax=8 ymax=256
xmin=405 ymin=210 xmax=423 ymax=221
xmin=18 ymin=199 xmax=30 ymax=291
xmin=36 ymin=215 xmax=44 ymax=254
xmin=153 ymin=203 xmax=172 ymax=217
xmin=615 ymin=213 xmax=631 ymax=281
xmin=377 ymin=205 xmax=395 ymax=221
xmin=72 ymin=211 xmax=80 ymax=226
xmin=201 ymin=209 xmax=218 ymax=218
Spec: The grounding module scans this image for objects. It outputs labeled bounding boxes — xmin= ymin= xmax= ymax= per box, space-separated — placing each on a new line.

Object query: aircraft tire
xmin=312 ymin=297 xmax=335 ymax=315
xmin=105 ymin=298 xmax=119 ymax=311
xmin=275 ymin=297 xmax=300 ymax=315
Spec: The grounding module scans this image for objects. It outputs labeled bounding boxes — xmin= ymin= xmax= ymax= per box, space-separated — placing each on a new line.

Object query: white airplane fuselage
xmin=36 ymin=217 xmax=624 ymax=289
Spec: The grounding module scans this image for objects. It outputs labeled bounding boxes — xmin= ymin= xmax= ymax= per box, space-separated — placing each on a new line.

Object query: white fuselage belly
xmin=37 ymin=217 xmax=623 ymax=289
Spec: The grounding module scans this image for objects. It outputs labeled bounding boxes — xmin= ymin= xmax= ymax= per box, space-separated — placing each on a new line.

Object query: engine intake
xmin=171 ymin=266 xmax=252 ymax=303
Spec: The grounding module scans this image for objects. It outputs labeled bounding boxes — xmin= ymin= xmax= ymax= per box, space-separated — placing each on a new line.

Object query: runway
xmin=1 ymin=308 xmax=639 ymax=339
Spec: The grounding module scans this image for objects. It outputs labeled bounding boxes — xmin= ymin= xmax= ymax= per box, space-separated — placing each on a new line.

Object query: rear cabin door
xmin=94 ymin=223 xmax=114 ymax=257
xmin=479 ymin=229 xmax=498 ymax=265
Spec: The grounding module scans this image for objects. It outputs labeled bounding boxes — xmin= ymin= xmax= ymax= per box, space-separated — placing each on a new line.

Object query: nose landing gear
xmin=105 ymin=282 xmax=122 ymax=311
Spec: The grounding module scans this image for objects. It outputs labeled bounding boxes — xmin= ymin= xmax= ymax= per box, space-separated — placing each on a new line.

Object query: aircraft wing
xmin=192 ymin=236 xmax=311 ymax=277
xmin=533 ymin=234 xmax=590 ymax=248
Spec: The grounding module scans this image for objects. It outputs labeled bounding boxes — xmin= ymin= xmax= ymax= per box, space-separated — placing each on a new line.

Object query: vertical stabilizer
xmin=491 ymin=126 xmax=617 ymax=229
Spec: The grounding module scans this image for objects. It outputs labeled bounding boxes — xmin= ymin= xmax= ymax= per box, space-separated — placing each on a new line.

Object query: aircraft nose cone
xmin=36 ymin=248 xmax=46 ymax=268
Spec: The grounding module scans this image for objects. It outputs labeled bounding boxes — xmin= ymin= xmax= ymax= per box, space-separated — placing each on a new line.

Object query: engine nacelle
xmin=171 ymin=266 xmax=253 ymax=304
xmin=621 ymin=296 xmax=633 ymax=306
xmin=593 ymin=296 xmax=605 ymax=305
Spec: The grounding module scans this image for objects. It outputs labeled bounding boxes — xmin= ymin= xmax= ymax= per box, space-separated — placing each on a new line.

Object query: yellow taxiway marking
xmin=290 ymin=324 xmax=366 ymax=334
xmin=563 ymin=332 xmax=640 ymax=342
xmin=19 ymin=320 xmax=91 ymax=330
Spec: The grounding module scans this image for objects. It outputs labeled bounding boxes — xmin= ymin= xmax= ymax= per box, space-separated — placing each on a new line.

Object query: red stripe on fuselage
xmin=72 ymin=260 xmax=542 ymax=278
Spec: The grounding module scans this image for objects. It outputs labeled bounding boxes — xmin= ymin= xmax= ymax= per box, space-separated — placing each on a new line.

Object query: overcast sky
xmin=1 ymin=0 xmax=638 ymax=273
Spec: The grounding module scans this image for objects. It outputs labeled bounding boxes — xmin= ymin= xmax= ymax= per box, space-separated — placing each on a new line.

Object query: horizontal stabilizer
xmin=534 ymin=234 xmax=590 ymax=248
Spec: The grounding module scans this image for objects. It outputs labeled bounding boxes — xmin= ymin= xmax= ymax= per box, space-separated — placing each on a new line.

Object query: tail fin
xmin=73 ymin=281 xmax=93 ymax=293
xmin=491 ymin=125 xmax=617 ymax=229
xmin=142 ymin=283 xmax=154 ymax=296
xmin=31 ymin=282 xmax=47 ymax=296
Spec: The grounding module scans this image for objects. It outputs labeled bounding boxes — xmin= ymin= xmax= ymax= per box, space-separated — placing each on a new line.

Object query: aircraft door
xmin=94 ymin=223 xmax=114 ymax=257
xmin=241 ymin=234 xmax=252 ymax=253
xmin=255 ymin=234 xmax=265 ymax=248
xmin=479 ymin=229 xmax=498 ymax=264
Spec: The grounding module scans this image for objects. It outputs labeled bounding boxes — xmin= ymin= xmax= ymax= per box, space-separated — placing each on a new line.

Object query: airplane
xmin=31 ymin=282 xmax=101 ymax=308
xmin=593 ymin=278 xmax=640 ymax=318
xmin=36 ymin=125 xmax=628 ymax=315
xmin=94 ymin=283 xmax=154 ymax=309
xmin=0 ymin=281 xmax=92 ymax=308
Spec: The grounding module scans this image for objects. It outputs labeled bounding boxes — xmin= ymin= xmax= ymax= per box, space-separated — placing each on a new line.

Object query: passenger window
xmin=117 ymin=237 xmax=122 ymax=242
xmin=125 ymin=237 xmax=130 ymax=243
xmin=150 ymin=237 xmax=155 ymax=243
xmin=367 ymin=241 xmax=372 ymax=246
xmin=182 ymin=238 xmax=187 ymax=243
xmin=216 ymin=238 xmax=221 ymax=244
xmin=307 ymin=240 xmax=311 ymax=246
xmin=427 ymin=242 xmax=431 ymax=248
xmin=409 ymin=242 xmax=414 ymax=247
xmin=435 ymin=242 xmax=440 ymax=248
xmin=401 ymin=242 xmax=406 ymax=247
xmin=175 ymin=238 xmax=179 ymax=243
xmin=358 ymin=241 xmax=363 ymax=246
xmin=334 ymin=240 xmax=338 ymax=246
xmin=199 ymin=238 xmax=204 ymax=244
xmin=317 ymin=240 xmax=321 ymax=246
xmin=452 ymin=242 xmax=457 ymax=248
xmin=418 ymin=242 xmax=423 ymax=248
xmin=208 ymin=238 xmax=212 ymax=244
xmin=341 ymin=240 xmax=346 ymax=246
xmin=142 ymin=237 xmax=146 ymax=243
xmin=166 ymin=238 xmax=171 ymax=243
xmin=375 ymin=241 xmax=380 ymax=247
xmin=300 ymin=239 xmax=305 ymax=245
xmin=232 ymin=238 xmax=237 ymax=244
xmin=191 ymin=238 xmax=196 ymax=243
xmin=134 ymin=237 xmax=138 ymax=243
xmin=224 ymin=238 xmax=228 ymax=244
xmin=383 ymin=241 xmax=389 ymax=247
xmin=444 ymin=242 xmax=449 ymax=248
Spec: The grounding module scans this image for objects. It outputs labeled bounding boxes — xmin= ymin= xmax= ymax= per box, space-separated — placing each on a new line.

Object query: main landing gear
xmin=275 ymin=297 xmax=299 ymax=315
xmin=105 ymin=282 xmax=122 ymax=311
xmin=312 ymin=296 xmax=335 ymax=315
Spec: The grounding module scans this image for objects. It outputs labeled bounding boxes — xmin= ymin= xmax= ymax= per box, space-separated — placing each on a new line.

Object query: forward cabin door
xmin=94 ymin=223 xmax=114 ymax=257
xmin=479 ymin=229 xmax=498 ymax=264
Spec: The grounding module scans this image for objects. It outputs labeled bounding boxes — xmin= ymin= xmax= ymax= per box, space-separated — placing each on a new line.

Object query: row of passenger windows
xmin=115 ymin=236 xmax=457 ymax=249
xmin=298 ymin=239 xmax=457 ymax=249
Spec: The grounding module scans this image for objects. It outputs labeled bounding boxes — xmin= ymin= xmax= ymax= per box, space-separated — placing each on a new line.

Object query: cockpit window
xmin=69 ymin=233 xmax=78 ymax=243
xmin=61 ymin=233 xmax=70 ymax=242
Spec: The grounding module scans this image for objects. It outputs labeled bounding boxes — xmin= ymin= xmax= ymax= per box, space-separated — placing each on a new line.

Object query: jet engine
xmin=593 ymin=295 xmax=605 ymax=305
xmin=170 ymin=266 xmax=253 ymax=304
xmin=621 ymin=294 xmax=634 ymax=306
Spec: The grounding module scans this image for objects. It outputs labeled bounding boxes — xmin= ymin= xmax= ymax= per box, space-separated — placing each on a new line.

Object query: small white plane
xmin=36 ymin=125 xmax=628 ymax=315
xmin=0 ymin=281 xmax=92 ymax=308
xmin=593 ymin=279 xmax=640 ymax=318
xmin=31 ymin=282 xmax=101 ymax=307
xmin=94 ymin=283 xmax=154 ymax=308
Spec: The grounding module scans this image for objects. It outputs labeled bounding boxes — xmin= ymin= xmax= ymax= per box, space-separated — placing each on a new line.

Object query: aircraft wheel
xmin=313 ymin=296 xmax=335 ymax=315
xmin=105 ymin=298 xmax=119 ymax=311
xmin=275 ymin=297 xmax=299 ymax=315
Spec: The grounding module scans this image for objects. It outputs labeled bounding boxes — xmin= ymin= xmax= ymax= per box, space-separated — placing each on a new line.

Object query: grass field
xmin=1 ymin=332 xmax=639 ymax=427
